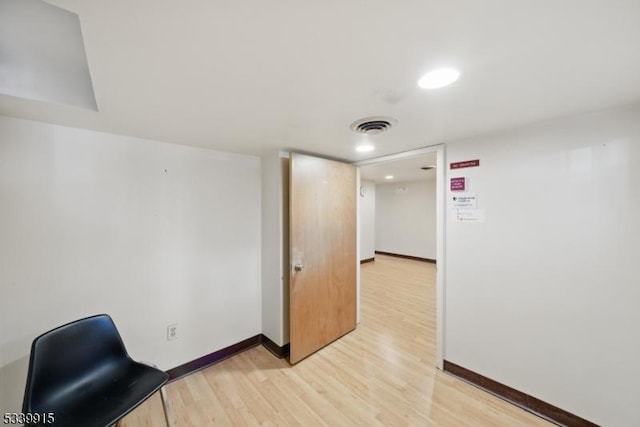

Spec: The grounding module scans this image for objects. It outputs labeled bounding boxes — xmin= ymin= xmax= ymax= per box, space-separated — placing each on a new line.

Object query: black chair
xmin=23 ymin=314 xmax=170 ymax=427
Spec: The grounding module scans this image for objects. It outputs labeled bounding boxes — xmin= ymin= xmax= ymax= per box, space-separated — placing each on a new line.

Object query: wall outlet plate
xmin=167 ymin=323 xmax=178 ymax=341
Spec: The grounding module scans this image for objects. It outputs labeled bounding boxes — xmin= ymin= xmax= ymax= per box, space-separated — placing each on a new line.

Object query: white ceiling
xmin=2 ymin=0 xmax=640 ymax=162
xmin=360 ymin=153 xmax=436 ymax=184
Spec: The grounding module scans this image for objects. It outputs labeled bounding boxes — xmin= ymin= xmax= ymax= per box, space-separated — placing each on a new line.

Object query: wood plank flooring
xmin=121 ymin=255 xmax=553 ymax=426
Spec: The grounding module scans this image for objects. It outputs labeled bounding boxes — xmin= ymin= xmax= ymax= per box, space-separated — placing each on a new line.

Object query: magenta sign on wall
xmin=450 ymin=177 xmax=466 ymax=191
xmin=450 ymin=159 xmax=480 ymax=169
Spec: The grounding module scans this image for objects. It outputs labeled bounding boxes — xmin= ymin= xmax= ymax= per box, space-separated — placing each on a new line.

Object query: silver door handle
xmin=294 ymin=263 xmax=304 ymax=272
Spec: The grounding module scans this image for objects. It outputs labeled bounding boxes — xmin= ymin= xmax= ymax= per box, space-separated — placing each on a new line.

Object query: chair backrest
xmin=23 ymin=314 xmax=130 ymax=411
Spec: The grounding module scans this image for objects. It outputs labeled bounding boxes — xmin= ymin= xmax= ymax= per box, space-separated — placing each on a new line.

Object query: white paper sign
xmin=451 ymin=192 xmax=477 ymax=209
xmin=454 ymin=208 xmax=485 ymax=223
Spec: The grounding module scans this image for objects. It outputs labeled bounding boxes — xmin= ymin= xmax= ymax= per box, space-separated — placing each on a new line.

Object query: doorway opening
xmin=354 ymin=145 xmax=445 ymax=369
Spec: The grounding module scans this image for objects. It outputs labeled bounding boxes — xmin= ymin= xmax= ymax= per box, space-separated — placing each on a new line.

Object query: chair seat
xmin=28 ymin=360 xmax=168 ymax=427
xmin=24 ymin=315 xmax=169 ymax=427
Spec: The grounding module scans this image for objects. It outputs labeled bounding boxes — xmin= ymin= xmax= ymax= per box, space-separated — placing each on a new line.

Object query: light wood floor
xmin=121 ymin=255 xmax=553 ymax=426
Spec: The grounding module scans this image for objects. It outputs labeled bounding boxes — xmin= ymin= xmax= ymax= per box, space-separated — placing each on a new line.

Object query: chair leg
xmin=111 ymin=389 xmax=167 ymax=427
xmin=159 ymin=385 xmax=171 ymax=427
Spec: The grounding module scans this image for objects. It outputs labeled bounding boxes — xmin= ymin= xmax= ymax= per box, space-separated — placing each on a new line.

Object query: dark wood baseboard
xmin=166 ymin=334 xmax=261 ymax=382
xmin=375 ymin=251 xmax=436 ymax=264
xmin=260 ymin=334 xmax=290 ymax=359
xmin=360 ymin=257 xmax=375 ymax=264
xmin=443 ymin=360 xmax=599 ymax=427
xmin=166 ymin=334 xmax=291 ymax=382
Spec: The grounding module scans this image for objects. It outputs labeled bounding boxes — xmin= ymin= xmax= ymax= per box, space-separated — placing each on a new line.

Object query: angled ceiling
xmin=1 ymin=0 xmax=640 ymax=162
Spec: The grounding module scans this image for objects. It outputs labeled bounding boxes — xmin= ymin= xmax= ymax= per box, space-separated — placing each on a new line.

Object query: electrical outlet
xmin=167 ymin=324 xmax=178 ymax=341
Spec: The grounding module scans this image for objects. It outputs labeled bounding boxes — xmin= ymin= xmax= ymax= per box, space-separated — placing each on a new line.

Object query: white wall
xmin=0 ymin=116 xmax=262 ymax=413
xmin=445 ymin=104 xmax=640 ymax=427
xmin=358 ymin=180 xmax=376 ymax=261
xmin=375 ymin=179 xmax=437 ymax=259
xmin=261 ymin=151 xmax=289 ymax=346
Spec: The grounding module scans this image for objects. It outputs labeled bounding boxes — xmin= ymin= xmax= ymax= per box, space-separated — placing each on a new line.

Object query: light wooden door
xmin=289 ymin=153 xmax=357 ymax=364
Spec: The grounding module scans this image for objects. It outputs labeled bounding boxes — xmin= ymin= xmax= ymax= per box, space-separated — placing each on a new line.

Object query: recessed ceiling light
xmin=418 ymin=68 xmax=460 ymax=89
xmin=385 ymin=175 xmax=394 ymax=180
xmin=356 ymin=144 xmax=375 ymax=153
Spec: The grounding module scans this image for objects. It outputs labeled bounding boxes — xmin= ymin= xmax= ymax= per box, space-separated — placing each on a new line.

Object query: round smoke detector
xmin=350 ymin=116 xmax=397 ymax=135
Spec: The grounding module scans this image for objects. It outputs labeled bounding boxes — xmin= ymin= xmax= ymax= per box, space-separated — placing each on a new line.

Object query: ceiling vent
xmin=350 ymin=116 xmax=397 ymax=135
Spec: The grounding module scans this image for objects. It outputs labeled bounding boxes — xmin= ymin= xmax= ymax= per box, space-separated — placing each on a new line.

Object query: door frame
xmin=353 ymin=144 xmax=446 ymax=369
